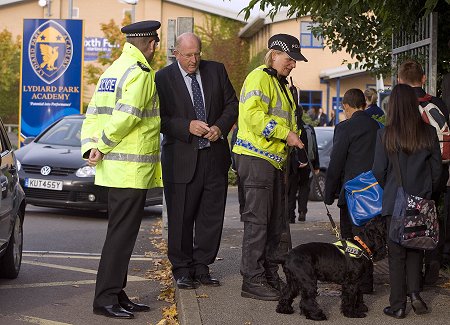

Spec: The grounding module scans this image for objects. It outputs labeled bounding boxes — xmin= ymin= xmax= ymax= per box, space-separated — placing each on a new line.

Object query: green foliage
xmin=228 ymin=167 xmax=238 ymax=186
xmin=196 ymin=14 xmax=250 ymax=96
xmin=247 ymin=49 xmax=267 ymax=73
xmin=0 ymin=29 xmax=21 ymax=123
xmin=241 ymin=0 xmax=450 ymax=78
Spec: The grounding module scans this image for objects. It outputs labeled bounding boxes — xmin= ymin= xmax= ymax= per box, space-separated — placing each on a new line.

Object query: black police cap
xmin=268 ymin=33 xmax=308 ymax=62
xmin=121 ymin=20 xmax=161 ymax=41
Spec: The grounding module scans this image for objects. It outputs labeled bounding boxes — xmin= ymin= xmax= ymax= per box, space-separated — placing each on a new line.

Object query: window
xmin=332 ymin=97 xmax=343 ymax=111
xmin=300 ymin=90 xmax=322 ymax=111
xmin=300 ymin=22 xmax=323 ymax=48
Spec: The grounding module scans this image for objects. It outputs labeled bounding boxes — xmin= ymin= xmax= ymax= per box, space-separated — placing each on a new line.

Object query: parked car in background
xmin=0 ymin=118 xmax=26 ymax=279
xmin=14 ymin=115 xmax=162 ymax=211
xmin=309 ymin=126 xmax=334 ymax=201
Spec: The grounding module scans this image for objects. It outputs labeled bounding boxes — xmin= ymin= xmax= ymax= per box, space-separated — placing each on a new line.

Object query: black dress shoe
xmin=93 ymin=304 xmax=134 ymax=319
xmin=383 ymin=306 xmax=405 ymax=319
xmin=119 ymin=296 xmax=150 ymax=312
xmin=409 ymin=292 xmax=429 ymax=314
xmin=176 ymin=276 xmax=198 ymax=289
xmin=195 ymin=273 xmax=220 ymax=286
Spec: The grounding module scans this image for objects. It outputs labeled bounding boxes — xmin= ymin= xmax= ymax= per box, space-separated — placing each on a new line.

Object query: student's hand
xmin=190 ymin=120 xmax=210 ymax=137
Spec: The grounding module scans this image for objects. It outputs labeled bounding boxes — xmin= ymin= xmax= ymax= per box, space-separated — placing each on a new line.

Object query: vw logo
xmin=40 ymin=166 xmax=52 ymax=176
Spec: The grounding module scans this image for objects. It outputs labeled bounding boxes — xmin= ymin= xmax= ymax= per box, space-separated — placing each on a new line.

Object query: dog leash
xmin=302 ymin=148 xmax=340 ymax=239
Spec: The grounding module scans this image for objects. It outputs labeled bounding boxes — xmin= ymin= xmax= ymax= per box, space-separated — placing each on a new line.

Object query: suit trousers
xmin=93 ymin=187 xmax=147 ymax=307
xmin=236 ymin=154 xmax=284 ymax=282
xmin=387 ymin=217 xmax=424 ymax=310
xmin=165 ymin=148 xmax=228 ymax=279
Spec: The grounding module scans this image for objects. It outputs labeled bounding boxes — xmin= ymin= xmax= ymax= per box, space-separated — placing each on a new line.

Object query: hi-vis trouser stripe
xmin=104 ymin=152 xmax=160 ymax=163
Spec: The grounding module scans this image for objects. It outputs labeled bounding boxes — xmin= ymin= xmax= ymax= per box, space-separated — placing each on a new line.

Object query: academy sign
xmin=20 ymin=19 xmax=83 ymax=145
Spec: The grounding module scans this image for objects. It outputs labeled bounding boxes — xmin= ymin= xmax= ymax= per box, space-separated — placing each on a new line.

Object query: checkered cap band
xmin=270 ymin=40 xmax=289 ymax=52
xmin=126 ymin=31 xmax=158 ymax=37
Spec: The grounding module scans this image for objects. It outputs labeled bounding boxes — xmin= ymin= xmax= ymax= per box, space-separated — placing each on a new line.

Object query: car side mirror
xmin=23 ymin=137 xmax=35 ymax=145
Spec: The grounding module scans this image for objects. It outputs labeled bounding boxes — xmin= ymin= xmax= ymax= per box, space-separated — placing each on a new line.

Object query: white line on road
xmin=18 ymin=315 xmax=72 ymax=325
xmin=0 ymin=276 xmax=149 ymax=290
xmin=23 ymin=253 xmax=162 ymax=261
xmin=23 ymin=250 xmax=164 ymax=259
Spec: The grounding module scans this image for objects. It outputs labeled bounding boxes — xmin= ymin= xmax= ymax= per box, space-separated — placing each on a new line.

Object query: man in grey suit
xmin=155 ymin=33 xmax=238 ymax=289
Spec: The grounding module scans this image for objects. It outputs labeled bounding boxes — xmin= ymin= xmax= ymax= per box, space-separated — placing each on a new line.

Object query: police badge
xmin=28 ymin=20 xmax=73 ymax=85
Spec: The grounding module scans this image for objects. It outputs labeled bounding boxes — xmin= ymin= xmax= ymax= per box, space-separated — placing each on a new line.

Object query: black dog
xmin=276 ymin=216 xmax=387 ymax=321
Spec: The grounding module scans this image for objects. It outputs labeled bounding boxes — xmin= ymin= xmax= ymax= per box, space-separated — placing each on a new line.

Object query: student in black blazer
xmin=373 ymin=84 xmax=442 ymax=319
xmin=324 ymin=89 xmax=380 ymax=239
xmin=155 ymin=33 xmax=238 ymax=289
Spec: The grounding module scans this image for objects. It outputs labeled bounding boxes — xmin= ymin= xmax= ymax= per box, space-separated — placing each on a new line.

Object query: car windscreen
xmin=37 ymin=118 xmax=83 ymax=147
xmin=315 ymin=128 xmax=334 ymax=150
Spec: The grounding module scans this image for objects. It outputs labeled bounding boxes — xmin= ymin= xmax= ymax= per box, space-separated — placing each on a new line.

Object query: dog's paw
xmin=276 ymin=303 xmax=294 ymax=314
xmin=305 ymin=311 xmax=327 ymax=321
xmin=356 ymin=303 xmax=369 ymax=313
xmin=343 ymin=311 xmax=366 ymax=318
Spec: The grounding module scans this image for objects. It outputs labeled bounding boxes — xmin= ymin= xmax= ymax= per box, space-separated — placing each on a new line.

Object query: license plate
xmin=25 ymin=178 xmax=63 ymax=191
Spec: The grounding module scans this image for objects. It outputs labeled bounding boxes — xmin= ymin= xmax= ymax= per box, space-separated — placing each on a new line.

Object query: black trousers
xmin=93 ymin=187 xmax=147 ymax=308
xmin=387 ymin=216 xmax=424 ymax=310
xmin=236 ymin=154 xmax=284 ymax=282
xmin=165 ymin=148 xmax=228 ymax=279
xmin=288 ymin=167 xmax=310 ymax=218
xmin=339 ymin=205 xmax=354 ymax=239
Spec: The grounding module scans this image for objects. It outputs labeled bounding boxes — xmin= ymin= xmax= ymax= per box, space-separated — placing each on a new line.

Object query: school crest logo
xmin=28 ymin=20 xmax=73 ymax=84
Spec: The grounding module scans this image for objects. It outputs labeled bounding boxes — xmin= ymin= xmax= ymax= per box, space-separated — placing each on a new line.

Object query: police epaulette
xmin=137 ymin=61 xmax=150 ymax=72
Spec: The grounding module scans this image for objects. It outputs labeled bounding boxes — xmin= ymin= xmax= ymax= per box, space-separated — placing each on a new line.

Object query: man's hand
xmin=190 ymin=120 xmax=210 ymax=137
xmin=286 ymin=131 xmax=304 ymax=148
xmin=88 ymin=148 xmax=103 ymax=166
xmin=204 ymin=125 xmax=222 ymax=142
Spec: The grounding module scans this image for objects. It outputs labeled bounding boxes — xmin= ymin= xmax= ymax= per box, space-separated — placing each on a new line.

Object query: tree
xmin=0 ymin=29 xmax=21 ymax=123
xmin=196 ymin=14 xmax=250 ymax=96
xmin=242 ymin=0 xmax=450 ymax=78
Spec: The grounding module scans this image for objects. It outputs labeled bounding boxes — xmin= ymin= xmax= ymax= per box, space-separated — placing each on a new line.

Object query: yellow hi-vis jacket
xmin=81 ymin=42 xmax=162 ymax=189
xmin=232 ymin=65 xmax=299 ymax=169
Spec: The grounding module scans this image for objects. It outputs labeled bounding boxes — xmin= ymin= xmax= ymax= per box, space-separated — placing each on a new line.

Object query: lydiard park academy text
xmin=22 ymin=85 xmax=80 ymax=100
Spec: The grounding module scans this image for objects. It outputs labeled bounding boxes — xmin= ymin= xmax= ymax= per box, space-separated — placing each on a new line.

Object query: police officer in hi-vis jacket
xmin=81 ymin=20 xmax=162 ymax=319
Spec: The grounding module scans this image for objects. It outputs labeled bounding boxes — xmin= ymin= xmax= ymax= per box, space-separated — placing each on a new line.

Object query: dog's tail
xmin=267 ymin=253 xmax=288 ymax=265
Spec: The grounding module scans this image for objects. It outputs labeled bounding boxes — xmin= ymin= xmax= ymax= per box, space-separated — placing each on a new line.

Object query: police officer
xmin=233 ymin=34 xmax=306 ymax=301
xmin=81 ymin=20 xmax=162 ymax=319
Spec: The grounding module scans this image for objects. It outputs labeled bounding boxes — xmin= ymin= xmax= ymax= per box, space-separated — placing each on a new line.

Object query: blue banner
xmin=84 ymin=37 xmax=119 ymax=62
xmin=20 ymin=19 xmax=83 ymax=143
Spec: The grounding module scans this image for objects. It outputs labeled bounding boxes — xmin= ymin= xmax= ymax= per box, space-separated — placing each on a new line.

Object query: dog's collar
xmin=354 ymin=236 xmax=373 ymax=260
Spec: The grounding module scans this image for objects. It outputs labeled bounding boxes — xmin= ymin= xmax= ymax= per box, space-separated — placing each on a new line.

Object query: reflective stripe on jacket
xmin=232 ymin=65 xmax=298 ymax=169
xmin=81 ymin=42 xmax=162 ymax=189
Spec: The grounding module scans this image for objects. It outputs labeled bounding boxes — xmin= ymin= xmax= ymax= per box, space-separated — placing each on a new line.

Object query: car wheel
xmin=0 ymin=211 xmax=24 ymax=279
xmin=309 ymin=171 xmax=326 ymax=201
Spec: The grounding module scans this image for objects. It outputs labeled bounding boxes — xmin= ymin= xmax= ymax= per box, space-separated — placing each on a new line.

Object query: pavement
xmin=176 ymin=187 xmax=450 ymax=325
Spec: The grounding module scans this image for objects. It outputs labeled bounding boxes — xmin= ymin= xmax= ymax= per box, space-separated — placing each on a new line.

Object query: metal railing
xmin=4 ymin=124 xmax=18 ymax=133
